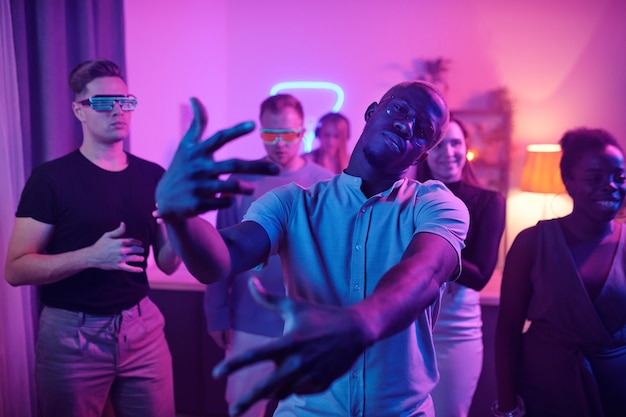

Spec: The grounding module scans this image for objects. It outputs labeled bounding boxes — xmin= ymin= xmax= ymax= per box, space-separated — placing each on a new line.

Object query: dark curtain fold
xmin=11 ymin=0 xmax=127 ymax=176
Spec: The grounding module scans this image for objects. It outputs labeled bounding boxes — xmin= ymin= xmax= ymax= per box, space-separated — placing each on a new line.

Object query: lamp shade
xmin=520 ymin=144 xmax=566 ymax=193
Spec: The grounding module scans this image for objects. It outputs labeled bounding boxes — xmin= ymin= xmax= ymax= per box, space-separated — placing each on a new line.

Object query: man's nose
xmin=274 ymin=137 xmax=289 ymax=147
xmin=393 ymin=119 xmax=414 ymax=139
xmin=110 ymin=101 xmax=124 ymax=114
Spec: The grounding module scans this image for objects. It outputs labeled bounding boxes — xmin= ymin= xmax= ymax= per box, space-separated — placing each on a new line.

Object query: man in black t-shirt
xmin=5 ymin=59 xmax=181 ymax=417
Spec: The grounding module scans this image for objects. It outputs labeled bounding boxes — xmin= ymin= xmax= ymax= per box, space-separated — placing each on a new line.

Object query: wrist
xmin=161 ymin=214 xmax=191 ymax=230
xmin=347 ymin=305 xmax=378 ymax=348
xmin=81 ymin=245 xmax=97 ymax=269
xmin=491 ymin=395 xmax=526 ymax=417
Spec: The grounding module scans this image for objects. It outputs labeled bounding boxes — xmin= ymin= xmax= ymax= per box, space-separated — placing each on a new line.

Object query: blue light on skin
xmin=270 ymin=82 xmax=345 ymax=152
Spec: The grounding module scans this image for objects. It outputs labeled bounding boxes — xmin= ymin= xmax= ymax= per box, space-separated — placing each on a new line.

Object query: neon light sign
xmin=269 ymin=81 xmax=345 ymax=152
xmin=270 ymin=81 xmax=344 ymax=112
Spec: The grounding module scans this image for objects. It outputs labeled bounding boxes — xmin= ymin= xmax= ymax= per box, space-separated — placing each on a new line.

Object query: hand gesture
xmin=209 ymin=329 xmax=231 ymax=350
xmin=88 ymin=222 xmax=145 ymax=272
xmin=213 ymin=278 xmax=372 ymax=416
xmin=156 ymin=98 xmax=279 ymax=221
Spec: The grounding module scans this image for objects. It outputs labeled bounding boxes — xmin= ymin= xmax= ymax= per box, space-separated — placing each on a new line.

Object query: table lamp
xmin=520 ymin=144 xmax=566 ymax=219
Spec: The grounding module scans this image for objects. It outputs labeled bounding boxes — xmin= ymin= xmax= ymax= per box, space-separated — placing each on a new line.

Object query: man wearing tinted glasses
xmin=156 ymin=80 xmax=469 ymax=417
xmin=5 ymin=59 xmax=180 ymax=417
xmin=205 ymin=93 xmax=332 ymax=417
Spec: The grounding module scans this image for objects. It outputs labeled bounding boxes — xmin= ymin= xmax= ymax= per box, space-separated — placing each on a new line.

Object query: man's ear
xmin=364 ymin=102 xmax=377 ymax=122
xmin=412 ymin=151 xmax=429 ymax=166
xmin=71 ymin=101 xmax=86 ymax=122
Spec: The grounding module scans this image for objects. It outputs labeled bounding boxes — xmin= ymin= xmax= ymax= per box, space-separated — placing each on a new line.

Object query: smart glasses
xmin=260 ymin=128 xmax=302 ymax=145
xmin=380 ymin=97 xmax=436 ymax=146
xmin=77 ymin=95 xmax=138 ymax=112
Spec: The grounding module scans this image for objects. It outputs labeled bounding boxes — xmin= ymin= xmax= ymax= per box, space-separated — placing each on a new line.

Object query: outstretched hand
xmin=155 ymin=98 xmax=280 ymax=221
xmin=213 ymin=278 xmax=373 ymax=416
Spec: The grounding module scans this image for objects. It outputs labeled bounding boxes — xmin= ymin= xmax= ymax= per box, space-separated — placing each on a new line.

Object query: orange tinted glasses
xmin=260 ymin=128 xmax=302 ymax=145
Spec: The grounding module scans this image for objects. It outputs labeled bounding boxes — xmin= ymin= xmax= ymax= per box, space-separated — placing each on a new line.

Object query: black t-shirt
xmin=446 ymin=180 xmax=506 ymax=290
xmin=16 ymin=150 xmax=164 ymax=314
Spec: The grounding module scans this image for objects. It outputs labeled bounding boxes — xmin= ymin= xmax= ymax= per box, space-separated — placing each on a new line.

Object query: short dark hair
xmin=259 ymin=94 xmax=304 ymax=121
xmin=315 ymin=112 xmax=350 ymax=139
xmin=559 ymin=127 xmax=623 ymax=182
xmin=69 ymin=59 xmax=124 ymax=97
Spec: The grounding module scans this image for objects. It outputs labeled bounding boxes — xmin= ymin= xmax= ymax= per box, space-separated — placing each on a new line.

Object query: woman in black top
xmin=416 ymin=117 xmax=506 ymax=417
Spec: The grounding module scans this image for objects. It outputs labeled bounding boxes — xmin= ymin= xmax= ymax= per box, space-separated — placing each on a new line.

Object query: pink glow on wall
xmin=124 ymin=0 xmax=626 ymax=236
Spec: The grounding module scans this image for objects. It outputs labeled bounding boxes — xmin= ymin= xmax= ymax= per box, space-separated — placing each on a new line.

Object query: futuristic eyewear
xmin=77 ymin=95 xmax=138 ymax=112
xmin=260 ymin=128 xmax=302 ymax=145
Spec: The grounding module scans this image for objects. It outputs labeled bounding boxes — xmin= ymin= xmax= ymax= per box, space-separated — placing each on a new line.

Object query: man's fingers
xmin=122 ymin=243 xmax=145 ymax=254
xmin=213 ymin=337 xmax=291 ymax=379
xmin=123 ymin=238 xmax=144 ymax=248
xmin=190 ymin=159 xmax=279 ymax=181
xmin=220 ymin=158 xmax=280 ymax=176
xmin=248 ymin=277 xmax=288 ymax=313
xmin=228 ymin=357 xmax=301 ymax=416
xmin=191 ymin=179 xmax=256 ymax=200
xmin=105 ymin=222 xmax=126 ymax=237
xmin=120 ymin=263 xmax=144 ymax=273
xmin=195 ymin=121 xmax=256 ymax=155
xmin=181 ymin=97 xmax=208 ymax=147
xmin=249 ymin=277 xmax=306 ymax=333
xmin=122 ymin=254 xmax=145 ymax=264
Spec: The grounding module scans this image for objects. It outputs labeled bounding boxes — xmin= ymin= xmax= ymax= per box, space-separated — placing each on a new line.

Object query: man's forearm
xmin=5 ymin=248 xmax=95 ymax=286
xmin=351 ymin=261 xmax=445 ymax=345
xmin=350 ymin=234 xmax=458 ymax=345
xmin=165 ymin=216 xmax=230 ymax=284
xmin=155 ymin=241 xmax=181 ymax=275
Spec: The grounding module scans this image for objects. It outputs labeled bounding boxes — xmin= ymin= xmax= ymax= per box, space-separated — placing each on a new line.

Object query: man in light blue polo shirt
xmin=156 ymin=80 xmax=469 ymax=417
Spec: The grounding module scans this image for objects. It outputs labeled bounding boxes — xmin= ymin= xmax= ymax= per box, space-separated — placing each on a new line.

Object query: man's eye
xmin=392 ymin=103 xmax=406 ymax=114
xmin=414 ymin=138 xmax=429 ymax=148
xmin=416 ymin=123 xmax=434 ymax=140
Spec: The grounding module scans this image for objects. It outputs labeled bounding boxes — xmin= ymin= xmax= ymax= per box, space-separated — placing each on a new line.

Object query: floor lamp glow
xmin=520 ymin=144 xmax=566 ymax=219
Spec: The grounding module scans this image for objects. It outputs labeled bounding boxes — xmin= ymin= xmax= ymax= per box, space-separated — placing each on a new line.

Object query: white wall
xmin=124 ymin=0 xmax=626 ymax=245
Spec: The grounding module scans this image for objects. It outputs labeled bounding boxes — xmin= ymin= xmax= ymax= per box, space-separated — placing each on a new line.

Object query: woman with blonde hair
xmin=306 ymin=112 xmax=350 ymax=174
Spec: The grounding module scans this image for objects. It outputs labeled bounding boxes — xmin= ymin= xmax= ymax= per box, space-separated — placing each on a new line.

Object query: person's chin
xmin=269 ymin=156 xmax=288 ymax=167
xmin=108 ymin=127 xmax=128 ymax=138
xmin=104 ymin=134 xmax=127 ymax=144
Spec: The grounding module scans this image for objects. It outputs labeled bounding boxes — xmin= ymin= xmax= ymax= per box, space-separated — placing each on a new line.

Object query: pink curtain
xmin=1 ymin=2 xmax=36 ymax=415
